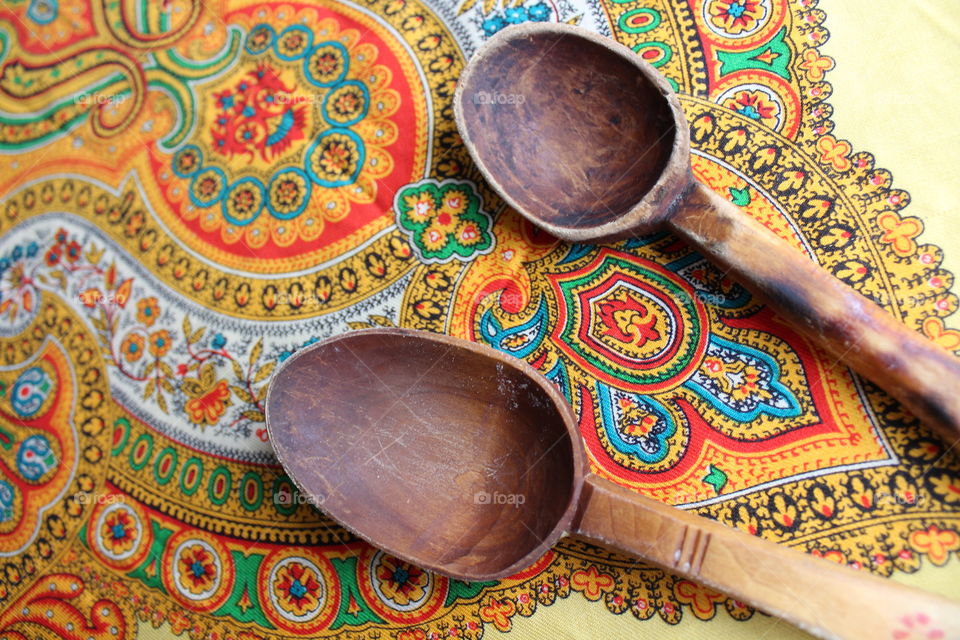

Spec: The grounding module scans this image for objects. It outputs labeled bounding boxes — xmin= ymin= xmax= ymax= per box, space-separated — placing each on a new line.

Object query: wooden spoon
xmin=266 ymin=328 xmax=960 ymax=640
xmin=453 ymin=23 xmax=960 ymax=442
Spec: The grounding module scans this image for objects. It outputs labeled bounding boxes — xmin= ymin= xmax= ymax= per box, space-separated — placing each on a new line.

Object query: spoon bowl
xmin=456 ymin=24 xmax=689 ymax=238
xmin=265 ymin=328 xmax=583 ymax=580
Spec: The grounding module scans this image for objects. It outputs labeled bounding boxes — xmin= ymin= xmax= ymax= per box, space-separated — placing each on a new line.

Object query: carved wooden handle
xmin=668 ymin=181 xmax=960 ymax=442
xmin=575 ymin=474 xmax=960 ymax=640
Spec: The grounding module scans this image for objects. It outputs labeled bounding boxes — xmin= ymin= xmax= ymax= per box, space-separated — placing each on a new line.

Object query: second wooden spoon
xmin=453 ymin=22 xmax=960 ymax=441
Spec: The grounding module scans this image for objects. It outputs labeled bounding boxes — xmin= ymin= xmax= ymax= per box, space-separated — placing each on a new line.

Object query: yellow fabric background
xmin=821 ymin=0 xmax=960 ymax=281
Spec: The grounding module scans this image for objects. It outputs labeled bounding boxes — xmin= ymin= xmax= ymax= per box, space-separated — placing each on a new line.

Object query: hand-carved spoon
xmin=453 ymin=23 xmax=960 ymax=442
xmin=266 ymin=328 xmax=960 ymax=640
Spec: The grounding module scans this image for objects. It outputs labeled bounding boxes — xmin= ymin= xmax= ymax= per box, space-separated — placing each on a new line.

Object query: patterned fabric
xmin=0 ymin=0 xmax=957 ymax=638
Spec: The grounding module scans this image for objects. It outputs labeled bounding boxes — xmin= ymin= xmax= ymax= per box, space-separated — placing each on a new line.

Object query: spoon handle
xmin=575 ymin=474 xmax=960 ymax=640
xmin=668 ymin=181 xmax=960 ymax=442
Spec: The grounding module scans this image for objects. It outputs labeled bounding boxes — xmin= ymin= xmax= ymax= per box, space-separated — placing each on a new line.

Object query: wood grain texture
xmin=669 ymin=183 xmax=960 ymax=442
xmin=266 ymin=328 xmax=960 ymax=640
xmin=576 ymin=474 xmax=960 ymax=640
xmin=454 ymin=22 xmax=692 ymax=240
xmin=265 ymin=328 xmax=585 ymax=581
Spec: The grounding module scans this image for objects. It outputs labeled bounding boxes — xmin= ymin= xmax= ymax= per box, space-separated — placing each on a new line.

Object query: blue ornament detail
xmin=481 ymin=16 xmax=506 ymax=37
xmin=27 ymin=0 xmax=57 ymax=24
xmin=479 ymin=2 xmax=552 ymax=37
xmin=685 ymin=335 xmax=802 ymax=421
xmin=17 ymin=434 xmax=58 ymax=481
xmin=221 ymin=177 xmax=266 ymax=227
xmin=305 ymin=128 xmax=365 ymax=188
xmin=267 ymin=168 xmax=312 ymax=220
xmin=0 ymin=481 xmax=14 ymax=522
xmin=11 ymin=366 xmax=53 ymax=418
xmin=274 ymin=24 xmax=314 ymax=61
xmin=189 ymin=166 xmax=228 ymax=208
xmin=479 ymin=297 xmax=548 ymax=359
xmin=172 ymin=145 xmax=203 ymax=178
xmin=303 ymin=40 xmax=350 ymax=88
xmin=557 ymin=243 xmax=593 ymax=265
xmin=321 ymin=80 xmax=370 ymax=127
xmin=175 ymin=23 xmax=377 ymax=225
xmin=244 ymin=23 xmax=276 ymax=55
xmin=597 ymin=383 xmax=678 ymax=464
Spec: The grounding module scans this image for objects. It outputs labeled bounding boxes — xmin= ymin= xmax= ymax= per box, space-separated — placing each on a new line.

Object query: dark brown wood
xmin=266 ymin=328 xmax=960 ymax=640
xmin=454 ymin=22 xmax=960 ymax=441
xmin=454 ymin=23 xmax=691 ymax=239
xmin=265 ymin=328 xmax=585 ymax=581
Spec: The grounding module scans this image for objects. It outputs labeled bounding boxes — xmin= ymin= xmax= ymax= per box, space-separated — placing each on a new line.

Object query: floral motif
xmin=908 ymin=525 xmax=960 ymax=566
xmin=892 ymin=613 xmax=946 ymax=640
xmin=688 ymin=337 xmax=801 ymax=421
xmin=375 ymin=555 xmax=428 ymax=607
xmin=148 ymin=330 xmax=172 ymax=358
xmin=273 ymin=561 xmax=323 ymax=616
xmin=569 ymin=566 xmax=615 ymax=601
xmin=674 ymin=580 xmax=725 ymax=620
xmin=596 ymin=289 xmax=663 ymax=353
xmin=394 ymin=180 xmax=494 ymax=263
xmin=182 ymin=363 xmax=232 ymax=427
xmin=468 ymin=1 xmax=553 ymax=37
xmin=546 ymin=250 xmax=709 ymax=393
xmin=478 ymin=597 xmax=516 ymax=632
xmin=798 ymin=48 xmax=835 ymax=81
xmin=722 ymin=89 xmax=781 ymax=129
xmin=816 ymin=135 xmax=853 ymax=172
xmin=0 ymin=229 xmax=107 ymax=318
xmin=121 ymin=334 xmax=145 ymax=363
xmin=877 ymin=211 xmax=923 ymax=256
xmin=706 ymin=0 xmax=767 ymax=36
xmin=178 ymin=543 xmax=218 ymax=595
xmin=599 ymin=386 xmax=680 ymax=466
xmin=703 ymin=356 xmax=770 ymax=402
xmin=167 ymin=17 xmax=403 ymax=252
xmin=211 ymin=63 xmax=307 ymax=162
xmin=100 ymin=509 xmax=137 ymax=555
xmin=2 ymin=228 xmax=274 ymax=430
xmin=137 ymin=297 xmax=160 ymax=327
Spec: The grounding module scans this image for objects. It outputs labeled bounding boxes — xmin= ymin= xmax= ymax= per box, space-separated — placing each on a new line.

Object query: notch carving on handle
xmin=673 ymin=526 xmax=711 ymax=576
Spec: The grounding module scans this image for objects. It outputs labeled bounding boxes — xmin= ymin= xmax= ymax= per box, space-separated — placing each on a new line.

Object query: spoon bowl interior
xmin=455 ymin=23 xmax=690 ymax=240
xmin=265 ymin=329 xmax=585 ymax=581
